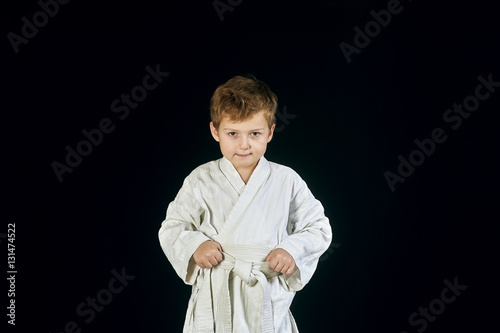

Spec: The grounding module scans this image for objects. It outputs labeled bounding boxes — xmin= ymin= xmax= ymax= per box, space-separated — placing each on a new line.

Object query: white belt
xmin=194 ymin=244 xmax=280 ymax=333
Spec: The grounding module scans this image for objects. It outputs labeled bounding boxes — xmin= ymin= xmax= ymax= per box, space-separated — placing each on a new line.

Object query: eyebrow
xmin=223 ymin=128 xmax=266 ymax=131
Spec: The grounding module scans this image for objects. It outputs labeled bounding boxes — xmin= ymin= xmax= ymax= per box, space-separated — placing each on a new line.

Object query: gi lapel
xmin=216 ymin=156 xmax=270 ymax=243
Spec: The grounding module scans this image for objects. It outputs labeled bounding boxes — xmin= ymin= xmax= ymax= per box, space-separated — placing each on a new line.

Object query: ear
xmin=267 ymin=123 xmax=276 ymax=143
xmin=210 ymin=122 xmax=220 ymax=142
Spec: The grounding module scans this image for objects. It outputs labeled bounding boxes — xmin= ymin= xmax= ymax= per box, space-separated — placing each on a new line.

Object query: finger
xmin=274 ymin=263 xmax=285 ymax=273
xmin=208 ymin=249 xmax=219 ymax=257
xmin=266 ymin=249 xmax=278 ymax=260
xmin=215 ymin=251 xmax=223 ymax=262
xmin=278 ymin=264 xmax=288 ymax=274
xmin=194 ymin=258 xmax=204 ymax=268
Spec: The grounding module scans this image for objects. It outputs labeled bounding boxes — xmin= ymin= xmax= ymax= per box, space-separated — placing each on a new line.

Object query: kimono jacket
xmin=158 ymin=156 xmax=332 ymax=332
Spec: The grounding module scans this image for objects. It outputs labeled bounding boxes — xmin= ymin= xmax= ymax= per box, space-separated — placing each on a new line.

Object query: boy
xmin=158 ymin=75 xmax=332 ymax=332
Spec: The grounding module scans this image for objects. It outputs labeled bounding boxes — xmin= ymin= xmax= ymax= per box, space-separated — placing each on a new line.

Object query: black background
xmin=2 ymin=0 xmax=499 ymax=332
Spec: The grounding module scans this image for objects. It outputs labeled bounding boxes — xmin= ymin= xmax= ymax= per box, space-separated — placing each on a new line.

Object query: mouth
xmin=235 ymin=153 xmax=251 ymax=157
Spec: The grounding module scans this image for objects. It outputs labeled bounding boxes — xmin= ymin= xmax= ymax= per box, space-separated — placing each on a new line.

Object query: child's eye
xmin=250 ymin=132 xmax=261 ymax=137
xmin=228 ymin=132 xmax=237 ymax=137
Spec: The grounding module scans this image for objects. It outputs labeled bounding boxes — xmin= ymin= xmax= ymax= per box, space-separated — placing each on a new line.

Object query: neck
xmin=237 ymin=167 xmax=254 ymax=184
xmin=236 ymin=161 xmax=259 ymax=184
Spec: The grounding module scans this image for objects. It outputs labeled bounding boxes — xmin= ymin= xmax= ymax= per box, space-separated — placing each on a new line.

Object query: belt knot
xmin=233 ymin=258 xmax=254 ymax=284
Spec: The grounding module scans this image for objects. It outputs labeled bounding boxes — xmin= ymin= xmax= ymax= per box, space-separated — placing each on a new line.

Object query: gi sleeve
xmin=158 ymin=177 xmax=211 ymax=285
xmin=276 ymin=173 xmax=333 ymax=291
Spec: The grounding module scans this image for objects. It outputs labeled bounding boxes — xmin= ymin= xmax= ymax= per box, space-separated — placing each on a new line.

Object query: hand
xmin=266 ymin=248 xmax=295 ymax=275
xmin=192 ymin=240 xmax=223 ymax=269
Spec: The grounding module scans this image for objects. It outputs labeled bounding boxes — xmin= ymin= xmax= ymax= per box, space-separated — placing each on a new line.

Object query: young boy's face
xmin=210 ymin=111 xmax=275 ymax=175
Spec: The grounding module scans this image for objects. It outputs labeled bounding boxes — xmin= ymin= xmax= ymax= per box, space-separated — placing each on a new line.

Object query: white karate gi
xmin=158 ymin=156 xmax=332 ymax=333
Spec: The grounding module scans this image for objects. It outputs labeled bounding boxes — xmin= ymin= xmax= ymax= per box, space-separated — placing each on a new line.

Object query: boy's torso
xmin=183 ymin=156 xmax=301 ymax=247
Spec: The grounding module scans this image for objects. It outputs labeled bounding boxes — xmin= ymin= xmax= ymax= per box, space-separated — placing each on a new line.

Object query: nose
xmin=239 ymin=137 xmax=250 ymax=150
